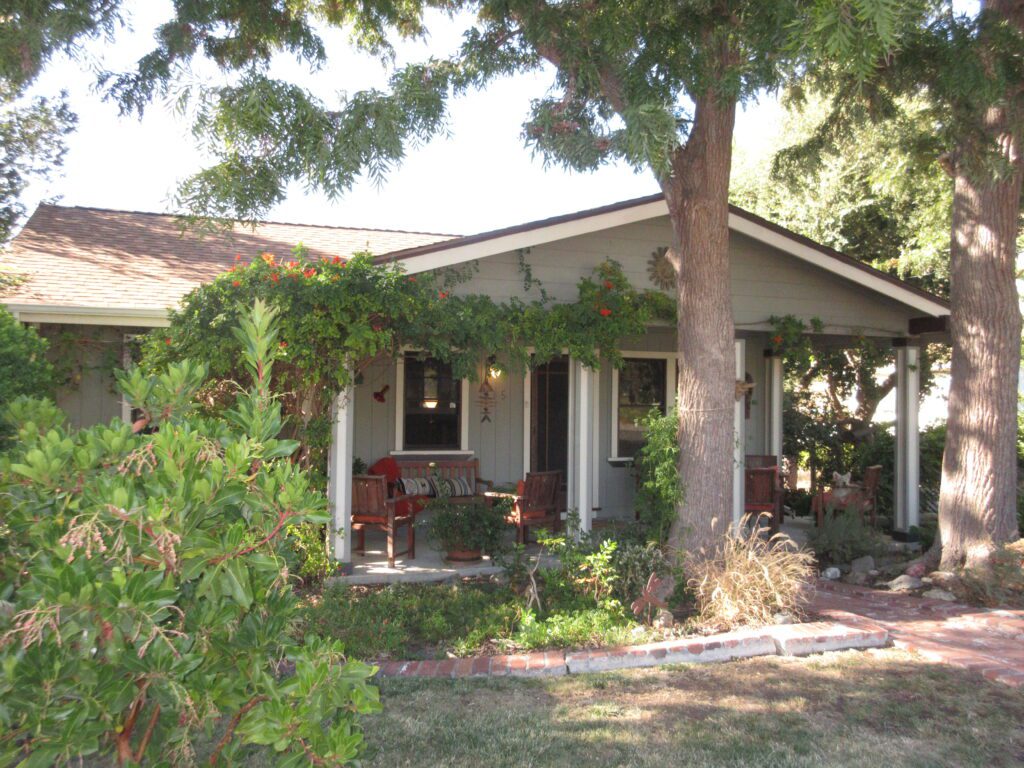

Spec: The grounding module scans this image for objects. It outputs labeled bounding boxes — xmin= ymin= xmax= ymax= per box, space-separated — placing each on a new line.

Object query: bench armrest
xmin=475 ymin=477 xmax=493 ymax=492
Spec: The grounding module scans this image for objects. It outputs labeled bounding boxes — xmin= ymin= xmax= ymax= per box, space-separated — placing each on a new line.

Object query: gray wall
xmin=39 ymin=324 xmax=135 ymax=430
xmin=453 ymin=216 xmax=920 ymax=337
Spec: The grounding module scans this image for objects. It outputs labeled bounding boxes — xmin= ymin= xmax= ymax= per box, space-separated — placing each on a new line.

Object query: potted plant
xmin=420 ymin=494 xmax=510 ymax=562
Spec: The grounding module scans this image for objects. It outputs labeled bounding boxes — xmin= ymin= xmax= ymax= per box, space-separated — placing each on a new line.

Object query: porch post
xmin=894 ymin=340 xmax=921 ymax=533
xmin=764 ymin=350 xmax=784 ymax=459
xmin=574 ymin=361 xmax=594 ymax=532
xmin=327 ymin=385 xmax=355 ymax=562
xmin=733 ymin=339 xmax=746 ymax=526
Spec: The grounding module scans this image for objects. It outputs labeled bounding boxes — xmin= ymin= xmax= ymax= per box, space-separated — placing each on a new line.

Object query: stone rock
xmin=844 ymin=571 xmax=869 ymax=586
xmin=822 ymin=566 xmax=842 ymax=581
xmin=922 ymin=588 xmax=957 ymax=602
xmin=887 ymin=574 xmax=924 ymax=592
xmin=921 ymin=576 xmax=933 ymax=585
xmin=868 ymin=569 xmax=880 ymax=577
xmin=773 ymin=612 xmax=795 ymax=625
xmin=905 ymin=562 xmax=928 ymax=578
xmin=850 ymin=555 xmax=875 ymax=574
xmin=653 ymin=609 xmax=674 ymax=629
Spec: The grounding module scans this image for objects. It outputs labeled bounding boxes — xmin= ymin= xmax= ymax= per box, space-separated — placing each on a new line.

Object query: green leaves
xmin=0 ymin=302 xmax=377 ymax=766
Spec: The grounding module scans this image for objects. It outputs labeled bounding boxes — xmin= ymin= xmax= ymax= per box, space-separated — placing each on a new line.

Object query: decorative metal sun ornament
xmin=647 ymin=246 xmax=677 ymax=291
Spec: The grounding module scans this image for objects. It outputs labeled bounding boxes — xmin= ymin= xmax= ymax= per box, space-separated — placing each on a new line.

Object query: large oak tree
xmin=797 ymin=1 xmax=1024 ymax=569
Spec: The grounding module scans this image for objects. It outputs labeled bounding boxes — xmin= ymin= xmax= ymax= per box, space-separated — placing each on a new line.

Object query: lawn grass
xmin=360 ymin=649 xmax=1024 ymax=768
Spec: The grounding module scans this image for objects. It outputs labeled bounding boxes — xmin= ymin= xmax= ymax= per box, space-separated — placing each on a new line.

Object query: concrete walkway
xmin=812 ymin=580 xmax=1024 ymax=687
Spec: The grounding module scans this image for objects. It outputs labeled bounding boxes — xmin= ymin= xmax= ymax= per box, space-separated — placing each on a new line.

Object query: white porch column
xmin=894 ymin=341 xmax=921 ymax=533
xmin=733 ymin=339 xmax=746 ymax=526
xmin=764 ymin=350 xmax=784 ymax=459
xmin=327 ymin=386 xmax=355 ymax=562
xmin=573 ymin=361 xmax=595 ymax=532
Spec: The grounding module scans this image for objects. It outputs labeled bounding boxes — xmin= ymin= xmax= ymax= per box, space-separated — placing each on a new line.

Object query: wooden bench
xmin=395 ymin=458 xmax=493 ymax=504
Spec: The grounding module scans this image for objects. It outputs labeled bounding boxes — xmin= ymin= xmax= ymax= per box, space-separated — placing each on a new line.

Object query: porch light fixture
xmin=487 ymin=355 xmax=502 ymax=380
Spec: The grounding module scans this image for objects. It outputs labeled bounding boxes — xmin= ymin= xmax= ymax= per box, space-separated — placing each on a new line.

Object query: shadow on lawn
xmin=365 ymin=650 xmax=1024 ymax=768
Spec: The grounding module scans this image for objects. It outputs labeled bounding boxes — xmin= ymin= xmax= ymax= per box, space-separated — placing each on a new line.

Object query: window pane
xmin=404 ymin=354 xmax=461 ymax=450
xmin=618 ymin=358 xmax=667 ymax=457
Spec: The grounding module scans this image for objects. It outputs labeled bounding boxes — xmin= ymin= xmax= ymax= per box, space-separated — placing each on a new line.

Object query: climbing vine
xmin=143 ymin=247 xmax=662 ymax=483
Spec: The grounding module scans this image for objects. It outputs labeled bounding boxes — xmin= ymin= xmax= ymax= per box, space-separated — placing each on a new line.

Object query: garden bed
xmin=297 ymin=578 xmax=672 ymax=660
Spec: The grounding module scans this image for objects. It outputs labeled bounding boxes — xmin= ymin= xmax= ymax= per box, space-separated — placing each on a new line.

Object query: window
xmin=615 ymin=357 xmax=668 ymax=458
xmin=402 ymin=354 xmax=462 ymax=450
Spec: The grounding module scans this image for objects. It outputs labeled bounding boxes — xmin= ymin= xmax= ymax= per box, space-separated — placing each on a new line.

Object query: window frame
xmin=609 ymin=351 xmax=678 ymax=462
xmin=393 ymin=351 xmax=471 ymax=454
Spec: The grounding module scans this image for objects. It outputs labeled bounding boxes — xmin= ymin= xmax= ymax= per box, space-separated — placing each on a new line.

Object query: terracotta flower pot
xmin=445 ymin=547 xmax=483 ymax=562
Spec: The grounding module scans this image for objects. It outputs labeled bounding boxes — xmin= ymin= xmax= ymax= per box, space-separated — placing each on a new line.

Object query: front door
xmin=530 ymin=356 xmax=570 ymax=481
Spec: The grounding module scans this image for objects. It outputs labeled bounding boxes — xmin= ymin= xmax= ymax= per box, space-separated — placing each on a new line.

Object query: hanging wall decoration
xmin=477 ymin=379 xmax=496 ymax=423
xmin=647 ymin=246 xmax=677 ymax=291
xmin=373 ymin=384 xmax=389 ymax=403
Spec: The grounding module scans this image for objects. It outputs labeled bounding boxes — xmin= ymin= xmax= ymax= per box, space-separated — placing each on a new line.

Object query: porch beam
xmin=733 ymin=339 xmax=746 ymax=526
xmin=764 ymin=349 xmax=784 ymax=459
xmin=327 ymin=385 xmax=355 ymax=562
xmin=894 ymin=341 xmax=921 ymax=532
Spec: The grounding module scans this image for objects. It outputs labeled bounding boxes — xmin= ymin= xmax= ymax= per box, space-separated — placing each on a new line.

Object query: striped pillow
xmin=431 ymin=476 xmax=474 ymax=497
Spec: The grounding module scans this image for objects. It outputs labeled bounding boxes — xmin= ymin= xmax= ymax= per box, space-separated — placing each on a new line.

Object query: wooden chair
xmin=745 ymin=454 xmax=778 ymax=469
xmin=744 ymin=466 xmax=782 ymax=533
xmin=506 ymin=470 xmax=562 ymax=544
xmin=351 ymin=475 xmax=416 ymax=567
xmin=813 ymin=465 xmax=882 ymax=528
xmin=859 ymin=465 xmax=882 ymax=527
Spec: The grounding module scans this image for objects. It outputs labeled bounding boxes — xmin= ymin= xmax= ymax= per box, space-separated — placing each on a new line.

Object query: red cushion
xmin=369 ymin=457 xmax=402 ymax=484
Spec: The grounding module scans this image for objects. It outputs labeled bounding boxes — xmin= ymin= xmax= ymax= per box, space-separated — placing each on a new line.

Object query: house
xmin=2 ymin=196 xmax=950 ymax=565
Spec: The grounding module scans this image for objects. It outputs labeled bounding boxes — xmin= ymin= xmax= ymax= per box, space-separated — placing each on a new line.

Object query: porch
xmin=325 ymin=329 xmax=932 ymax=574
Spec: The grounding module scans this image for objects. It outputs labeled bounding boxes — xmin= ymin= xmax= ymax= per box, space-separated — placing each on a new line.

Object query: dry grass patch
xmin=688 ymin=521 xmax=815 ymax=630
xmin=364 ymin=649 xmax=1024 ymax=768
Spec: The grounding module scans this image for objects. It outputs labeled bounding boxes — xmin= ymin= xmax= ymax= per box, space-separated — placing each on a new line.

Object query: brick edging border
xmin=374 ymin=612 xmax=889 ymax=679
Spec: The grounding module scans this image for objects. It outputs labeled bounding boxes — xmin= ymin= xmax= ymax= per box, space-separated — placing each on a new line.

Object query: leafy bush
xmin=606 ymin=538 xmax=672 ymax=607
xmin=632 ymin=407 xmax=684 ymax=542
xmin=688 ymin=520 xmax=815 ymax=630
xmin=0 ymin=307 xmax=54 ymax=442
xmin=420 ymin=494 xmax=510 ymax=557
xmin=298 ymin=582 xmax=521 ymax=659
xmin=511 ymin=607 xmax=650 ymax=651
xmin=0 ymin=302 xmax=380 ymax=767
xmin=807 ymin=509 xmax=887 ymax=565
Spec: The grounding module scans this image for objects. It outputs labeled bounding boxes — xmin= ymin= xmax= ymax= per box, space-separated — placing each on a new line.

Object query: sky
xmin=23 ymin=0 xmax=783 ymax=236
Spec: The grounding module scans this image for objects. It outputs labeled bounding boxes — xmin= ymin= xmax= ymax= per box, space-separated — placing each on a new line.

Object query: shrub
xmin=420 ymin=494 xmax=510 ymax=557
xmin=606 ymin=538 xmax=672 ymax=606
xmin=0 ymin=301 xmax=380 ymax=767
xmin=632 ymin=407 xmax=684 ymax=542
xmin=688 ymin=520 xmax=814 ymax=630
xmin=807 ymin=509 xmax=887 ymax=565
xmin=0 ymin=307 xmax=54 ymax=443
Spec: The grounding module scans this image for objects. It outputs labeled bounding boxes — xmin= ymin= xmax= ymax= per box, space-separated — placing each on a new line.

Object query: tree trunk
xmin=938 ymin=95 xmax=1023 ymax=569
xmin=663 ymin=91 xmax=738 ymax=560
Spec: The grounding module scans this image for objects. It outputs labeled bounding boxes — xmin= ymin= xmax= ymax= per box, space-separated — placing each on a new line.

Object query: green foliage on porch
xmin=143 ymin=249 xmax=661 ymax=483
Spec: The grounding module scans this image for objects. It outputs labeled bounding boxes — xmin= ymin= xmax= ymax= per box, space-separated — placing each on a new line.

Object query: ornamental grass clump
xmin=688 ymin=518 xmax=815 ymax=631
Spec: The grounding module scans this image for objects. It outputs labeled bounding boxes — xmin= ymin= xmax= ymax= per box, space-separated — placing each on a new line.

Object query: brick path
xmin=812 ymin=580 xmax=1024 ymax=687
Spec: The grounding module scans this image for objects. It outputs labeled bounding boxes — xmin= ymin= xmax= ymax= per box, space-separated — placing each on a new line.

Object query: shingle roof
xmin=1 ymin=205 xmax=455 ymax=312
